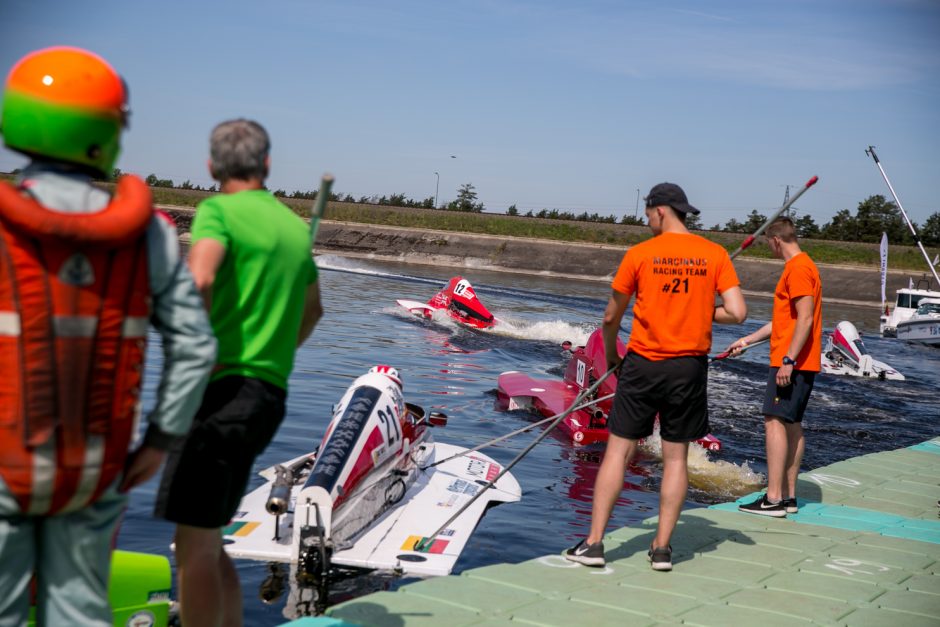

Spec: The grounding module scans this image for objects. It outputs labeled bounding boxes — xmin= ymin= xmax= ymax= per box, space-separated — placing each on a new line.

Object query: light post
xmin=434 ymin=172 xmax=440 ymax=208
xmin=634 ymin=188 xmax=640 ymax=219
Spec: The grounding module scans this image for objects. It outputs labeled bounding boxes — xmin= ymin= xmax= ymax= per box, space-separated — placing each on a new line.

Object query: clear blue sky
xmin=2 ymin=0 xmax=938 ymax=227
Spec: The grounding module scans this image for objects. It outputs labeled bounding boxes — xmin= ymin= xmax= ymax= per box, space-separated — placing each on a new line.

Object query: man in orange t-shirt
xmin=728 ymin=217 xmax=822 ymax=518
xmin=565 ymin=183 xmax=746 ymax=571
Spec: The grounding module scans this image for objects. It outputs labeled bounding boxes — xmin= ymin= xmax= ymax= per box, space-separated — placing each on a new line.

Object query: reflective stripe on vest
xmin=0 ymin=313 xmax=149 ymax=338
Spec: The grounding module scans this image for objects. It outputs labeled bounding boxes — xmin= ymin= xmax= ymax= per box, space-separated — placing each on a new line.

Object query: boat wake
xmin=484 ymin=318 xmax=592 ymax=346
xmin=384 ymin=304 xmax=592 ymax=347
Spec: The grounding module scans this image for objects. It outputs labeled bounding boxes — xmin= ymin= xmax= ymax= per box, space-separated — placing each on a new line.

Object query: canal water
xmin=120 ymin=255 xmax=939 ymax=624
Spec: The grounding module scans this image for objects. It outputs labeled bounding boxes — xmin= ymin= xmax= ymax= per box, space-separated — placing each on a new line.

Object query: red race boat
xmin=397 ymin=276 xmax=497 ymax=330
xmin=496 ymin=328 xmax=721 ymax=451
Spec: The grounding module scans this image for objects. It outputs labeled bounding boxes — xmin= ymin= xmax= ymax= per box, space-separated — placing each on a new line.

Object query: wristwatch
xmin=782 ymin=356 xmax=797 ymax=366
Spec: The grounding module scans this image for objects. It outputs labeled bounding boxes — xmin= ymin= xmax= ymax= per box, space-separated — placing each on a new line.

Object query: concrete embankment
xmin=165 ymin=207 xmax=917 ymax=306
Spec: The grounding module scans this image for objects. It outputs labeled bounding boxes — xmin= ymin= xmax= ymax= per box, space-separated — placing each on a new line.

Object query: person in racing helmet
xmin=369 ymin=364 xmax=403 ymax=388
xmin=0 ymin=47 xmax=216 ymax=626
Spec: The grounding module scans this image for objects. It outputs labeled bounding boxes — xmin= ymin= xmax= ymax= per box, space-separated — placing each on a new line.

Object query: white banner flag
xmin=879 ymin=232 xmax=888 ymax=307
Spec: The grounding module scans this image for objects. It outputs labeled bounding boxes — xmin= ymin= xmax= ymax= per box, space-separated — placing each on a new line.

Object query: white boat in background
xmin=879 ymin=279 xmax=940 ymax=338
xmin=866 ymin=146 xmax=940 ymax=338
xmin=822 ymin=321 xmax=905 ymax=380
xmin=896 ymin=298 xmax=940 ymax=347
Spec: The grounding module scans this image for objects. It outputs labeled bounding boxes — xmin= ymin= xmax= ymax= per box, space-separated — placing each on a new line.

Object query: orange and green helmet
xmin=1 ymin=46 xmax=129 ymax=178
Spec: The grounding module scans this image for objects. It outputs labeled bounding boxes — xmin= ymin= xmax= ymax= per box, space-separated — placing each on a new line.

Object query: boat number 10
xmin=377 ymin=406 xmax=401 ymax=445
xmin=576 ymin=361 xmax=586 ymax=387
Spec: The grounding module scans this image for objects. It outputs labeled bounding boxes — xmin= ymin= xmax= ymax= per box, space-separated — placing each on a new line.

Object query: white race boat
xmin=822 ymin=321 xmax=905 ymax=380
xmin=895 ymin=298 xmax=940 ymax=347
xmin=222 ymin=366 xmax=521 ymax=614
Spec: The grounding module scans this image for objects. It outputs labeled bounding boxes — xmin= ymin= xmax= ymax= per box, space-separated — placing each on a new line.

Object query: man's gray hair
xmin=209 ymin=119 xmax=270 ymax=182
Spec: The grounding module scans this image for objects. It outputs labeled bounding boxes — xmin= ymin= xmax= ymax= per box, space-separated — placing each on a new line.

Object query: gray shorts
xmin=762 ymin=367 xmax=816 ymax=423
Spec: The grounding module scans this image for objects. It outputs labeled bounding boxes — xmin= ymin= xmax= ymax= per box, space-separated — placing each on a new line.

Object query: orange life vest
xmin=0 ymin=175 xmax=153 ymax=515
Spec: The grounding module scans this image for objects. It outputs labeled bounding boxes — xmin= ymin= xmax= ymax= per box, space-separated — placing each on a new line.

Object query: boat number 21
xmin=377 ymin=406 xmax=401 ymax=445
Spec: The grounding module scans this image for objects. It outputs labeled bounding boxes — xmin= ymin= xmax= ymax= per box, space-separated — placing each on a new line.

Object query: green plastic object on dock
xmin=28 ymin=550 xmax=172 ymax=627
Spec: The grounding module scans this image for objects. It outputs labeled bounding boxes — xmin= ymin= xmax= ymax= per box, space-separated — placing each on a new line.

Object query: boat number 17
xmin=377 ymin=406 xmax=401 ymax=445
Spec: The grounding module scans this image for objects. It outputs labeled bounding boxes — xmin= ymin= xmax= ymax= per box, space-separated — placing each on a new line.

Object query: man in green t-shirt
xmin=155 ymin=119 xmax=322 ymax=626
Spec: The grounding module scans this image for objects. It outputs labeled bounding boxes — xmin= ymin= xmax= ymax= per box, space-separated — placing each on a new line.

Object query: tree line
xmin=129 ymin=170 xmax=940 ymax=246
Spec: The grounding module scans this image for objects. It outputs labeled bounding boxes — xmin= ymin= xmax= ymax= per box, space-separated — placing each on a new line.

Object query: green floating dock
xmin=304 ymin=439 xmax=940 ymax=626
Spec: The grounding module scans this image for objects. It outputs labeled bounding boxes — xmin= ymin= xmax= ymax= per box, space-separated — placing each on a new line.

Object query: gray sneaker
xmin=783 ymin=497 xmax=798 ymax=514
xmin=648 ymin=544 xmax=672 ymax=571
xmin=563 ymin=539 xmax=605 ymax=567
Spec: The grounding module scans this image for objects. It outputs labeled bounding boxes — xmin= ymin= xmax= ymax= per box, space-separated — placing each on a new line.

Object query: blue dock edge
xmin=283 ymin=437 xmax=940 ymax=626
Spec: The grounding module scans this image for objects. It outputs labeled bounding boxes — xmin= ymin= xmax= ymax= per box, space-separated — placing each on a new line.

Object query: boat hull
xmin=896 ymin=319 xmax=940 ymax=346
xmin=222 ymin=442 xmax=520 ymax=577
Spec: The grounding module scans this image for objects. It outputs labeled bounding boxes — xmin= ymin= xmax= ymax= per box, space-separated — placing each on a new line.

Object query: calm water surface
xmin=122 ymin=255 xmax=940 ymax=624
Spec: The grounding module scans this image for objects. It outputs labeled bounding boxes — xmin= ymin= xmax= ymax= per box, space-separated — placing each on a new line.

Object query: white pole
xmin=866 ymin=146 xmax=940 ymax=285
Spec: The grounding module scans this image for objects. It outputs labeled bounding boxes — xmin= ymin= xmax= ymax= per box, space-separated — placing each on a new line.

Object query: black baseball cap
xmin=644 ymin=182 xmax=700 ymax=215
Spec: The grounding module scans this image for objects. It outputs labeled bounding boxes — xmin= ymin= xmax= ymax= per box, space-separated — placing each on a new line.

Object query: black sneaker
xmin=648 ymin=544 xmax=672 ymax=571
xmin=783 ymin=497 xmax=798 ymax=514
xmin=563 ymin=538 xmax=605 ymax=567
xmin=738 ymin=494 xmax=787 ymax=518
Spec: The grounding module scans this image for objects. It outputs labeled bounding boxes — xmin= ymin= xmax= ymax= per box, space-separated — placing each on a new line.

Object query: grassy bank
xmin=4 ymin=174 xmax=936 ymax=272
xmin=151 ymin=186 xmax=935 ymax=272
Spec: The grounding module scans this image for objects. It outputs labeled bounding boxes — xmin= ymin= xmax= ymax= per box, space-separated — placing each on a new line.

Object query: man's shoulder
xmin=631 ymin=232 xmax=727 ymax=256
xmin=788 ymin=252 xmax=821 ymax=275
xmin=195 ymin=191 xmax=301 ymax=223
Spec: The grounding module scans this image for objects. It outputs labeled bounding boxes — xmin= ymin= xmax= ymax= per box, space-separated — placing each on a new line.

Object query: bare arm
xmin=714 ymin=285 xmax=747 ymax=325
xmin=187 ymin=238 xmax=227 ymax=309
xmin=297 ymin=281 xmax=323 ymax=346
xmin=601 ymin=289 xmax=631 ymax=371
xmin=120 ymin=446 xmax=166 ymax=493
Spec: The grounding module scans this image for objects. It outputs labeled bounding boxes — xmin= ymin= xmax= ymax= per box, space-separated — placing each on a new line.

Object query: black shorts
xmin=608 ymin=352 xmax=709 ymax=443
xmin=762 ymin=368 xmax=816 ymax=423
xmin=155 ymin=376 xmax=286 ymax=528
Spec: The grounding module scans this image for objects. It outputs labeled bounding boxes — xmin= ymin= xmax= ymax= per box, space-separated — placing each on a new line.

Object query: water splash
xmin=384 ymin=303 xmax=593 ymax=347
xmin=485 ymin=318 xmax=592 ymax=346
xmin=639 ymin=427 xmax=765 ymax=498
